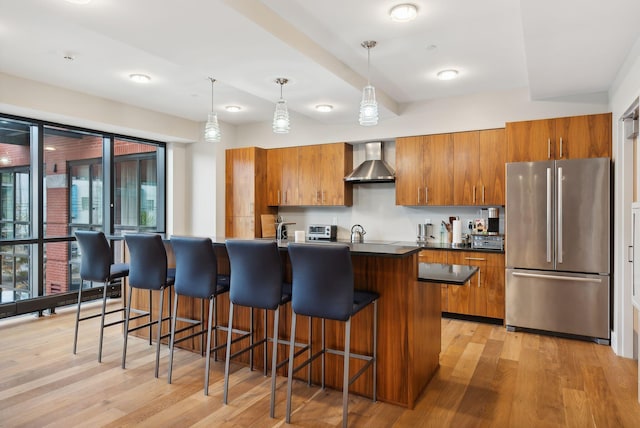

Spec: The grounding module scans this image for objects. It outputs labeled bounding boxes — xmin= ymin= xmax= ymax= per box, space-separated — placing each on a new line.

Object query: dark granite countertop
xmin=418 ymin=263 xmax=479 ymax=285
xmin=392 ymin=241 xmax=505 ymax=254
xmin=208 ymin=237 xmax=421 ymax=257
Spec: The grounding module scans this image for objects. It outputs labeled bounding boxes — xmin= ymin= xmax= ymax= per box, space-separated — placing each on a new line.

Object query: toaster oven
xmin=307 ymin=224 xmax=337 ymax=241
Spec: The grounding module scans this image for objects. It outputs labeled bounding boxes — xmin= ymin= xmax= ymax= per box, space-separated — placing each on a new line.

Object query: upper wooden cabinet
xmin=396 ymin=134 xmax=453 ymax=206
xmin=267 ymin=142 xmax=352 ymax=207
xmin=267 ymin=147 xmax=299 ymax=206
xmin=453 ymin=129 xmax=506 ymax=206
xmin=506 ymin=113 xmax=611 ymax=162
xmin=225 ymin=147 xmax=276 ymax=238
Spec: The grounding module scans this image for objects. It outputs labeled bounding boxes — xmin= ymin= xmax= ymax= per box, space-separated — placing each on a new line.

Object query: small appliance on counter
xmin=307 ymin=224 xmax=337 ymax=241
xmin=350 ymin=224 xmax=366 ymax=243
xmin=487 ymin=207 xmax=500 ymax=234
xmin=471 ymin=234 xmax=504 ymax=251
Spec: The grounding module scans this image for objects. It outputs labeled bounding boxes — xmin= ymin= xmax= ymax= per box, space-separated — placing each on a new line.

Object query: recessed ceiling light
xmin=45 ymin=146 xmax=56 ymax=151
xmin=315 ymin=104 xmax=333 ymax=113
xmin=65 ymin=0 xmax=91 ymax=4
xmin=437 ymin=69 xmax=459 ymax=81
xmin=225 ymin=105 xmax=242 ymax=113
xmin=0 ymin=157 xmax=9 ymax=165
xmin=389 ymin=4 xmax=418 ymax=22
xmin=129 ymin=73 xmax=151 ymax=83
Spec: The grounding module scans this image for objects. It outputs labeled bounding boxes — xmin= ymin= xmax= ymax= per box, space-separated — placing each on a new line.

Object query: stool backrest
xmin=171 ymin=236 xmax=218 ymax=299
xmin=287 ymin=243 xmax=354 ymax=321
xmin=75 ymin=230 xmax=111 ymax=282
xmin=124 ymin=233 xmax=168 ymax=290
xmin=225 ymin=240 xmax=283 ymax=310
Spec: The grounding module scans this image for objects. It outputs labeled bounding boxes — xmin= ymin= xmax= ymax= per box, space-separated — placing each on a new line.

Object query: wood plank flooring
xmin=1 ymin=301 xmax=639 ymax=427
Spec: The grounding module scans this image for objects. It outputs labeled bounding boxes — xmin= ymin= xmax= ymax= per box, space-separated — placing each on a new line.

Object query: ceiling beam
xmin=223 ymin=0 xmax=400 ymax=116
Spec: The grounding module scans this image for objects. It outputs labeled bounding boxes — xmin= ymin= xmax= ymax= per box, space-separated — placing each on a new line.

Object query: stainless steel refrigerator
xmin=505 ymin=157 xmax=610 ymax=343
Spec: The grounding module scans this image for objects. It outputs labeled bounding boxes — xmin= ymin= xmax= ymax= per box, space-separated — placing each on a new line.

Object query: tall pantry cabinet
xmin=225 ymin=147 xmax=276 ymax=238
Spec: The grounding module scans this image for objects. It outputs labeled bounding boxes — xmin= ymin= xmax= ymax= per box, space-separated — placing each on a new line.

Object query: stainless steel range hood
xmin=344 ymin=141 xmax=395 ymax=183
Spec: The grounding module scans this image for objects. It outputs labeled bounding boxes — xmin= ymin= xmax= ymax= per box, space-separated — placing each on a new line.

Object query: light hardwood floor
xmin=1 ymin=301 xmax=639 ymax=427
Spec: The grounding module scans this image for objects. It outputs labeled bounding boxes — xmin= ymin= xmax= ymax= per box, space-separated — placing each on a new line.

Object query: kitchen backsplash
xmin=276 ymin=182 xmax=505 ymax=243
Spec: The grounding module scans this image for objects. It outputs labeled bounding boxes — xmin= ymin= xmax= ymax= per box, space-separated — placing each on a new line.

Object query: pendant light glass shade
xmin=359 ymin=41 xmax=378 ymax=126
xmin=204 ymin=112 xmax=221 ymax=142
xmin=204 ymin=77 xmax=221 ymax=143
xmin=359 ymin=85 xmax=378 ymax=126
xmin=273 ymin=78 xmax=290 ymax=134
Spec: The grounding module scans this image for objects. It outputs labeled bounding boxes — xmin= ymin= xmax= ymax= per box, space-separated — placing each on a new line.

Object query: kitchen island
xmin=129 ymin=238 xmax=441 ymax=409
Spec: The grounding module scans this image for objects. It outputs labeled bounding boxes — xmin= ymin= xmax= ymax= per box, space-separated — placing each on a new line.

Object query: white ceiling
xmin=0 ymin=0 xmax=639 ymax=126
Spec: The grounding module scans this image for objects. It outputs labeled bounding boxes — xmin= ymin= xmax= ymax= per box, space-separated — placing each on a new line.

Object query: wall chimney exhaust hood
xmin=344 ymin=141 xmax=395 ymax=183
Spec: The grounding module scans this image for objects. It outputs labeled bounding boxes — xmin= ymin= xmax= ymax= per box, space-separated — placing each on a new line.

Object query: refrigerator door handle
xmin=546 ymin=167 xmax=552 ymax=263
xmin=558 ymin=167 xmax=563 ymax=264
xmin=512 ymin=272 xmax=602 ymax=283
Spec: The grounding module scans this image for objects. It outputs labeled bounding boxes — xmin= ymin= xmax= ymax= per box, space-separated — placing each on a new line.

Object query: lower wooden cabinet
xmin=419 ymin=249 xmax=505 ymax=320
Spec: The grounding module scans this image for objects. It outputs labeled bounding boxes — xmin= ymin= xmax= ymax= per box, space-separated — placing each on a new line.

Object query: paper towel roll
xmin=294 ymin=230 xmax=306 ymax=243
xmin=452 ymin=220 xmax=462 ymax=244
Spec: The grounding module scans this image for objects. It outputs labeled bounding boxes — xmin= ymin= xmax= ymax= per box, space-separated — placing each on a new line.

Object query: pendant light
xmin=204 ymin=77 xmax=221 ymax=143
xmin=273 ymin=78 xmax=290 ymax=134
xmin=359 ymin=41 xmax=378 ymax=126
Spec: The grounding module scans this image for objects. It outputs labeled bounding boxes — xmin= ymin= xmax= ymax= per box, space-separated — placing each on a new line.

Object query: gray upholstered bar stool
xmin=286 ymin=243 xmax=378 ymax=428
xmin=122 ymin=233 xmax=175 ymax=378
xmin=224 ymin=239 xmax=310 ymax=418
xmin=167 ymin=236 xmax=230 ymax=395
xmin=74 ymin=230 xmax=129 ymax=362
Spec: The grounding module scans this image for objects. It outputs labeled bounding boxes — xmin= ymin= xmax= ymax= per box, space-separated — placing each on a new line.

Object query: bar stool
xmin=122 ymin=233 xmax=175 ymax=378
xmin=74 ymin=230 xmax=129 ymax=362
xmin=224 ymin=239 xmax=310 ymax=418
xmin=286 ymin=243 xmax=378 ymax=428
xmin=167 ymin=236 xmax=230 ymax=395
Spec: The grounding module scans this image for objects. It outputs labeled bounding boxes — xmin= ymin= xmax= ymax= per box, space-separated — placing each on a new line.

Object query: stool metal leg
xmin=373 ymin=300 xmax=378 ymax=402
xmin=122 ymin=286 xmax=133 ymax=369
xmin=263 ymin=309 xmax=268 ymax=376
xmin=285 ymin=312 xmax=297 ymax=424
xmin=98 ymin=282 xmax=108 ymax=363
xmin=342 ymin=318 xmax=351 ymax=428
xmin=73 ymin=281 xmax=83 ymax=354
xmin=204 ymin=297 xmax=214 ymax=396
xmin=148 ymin=290 xmax=153 ymax=345
xmin=154 ymin=287 xmax=165 ymax=378
xmin=223 ymin=302 xmax=235 ymax=404
xmin=307 ymin=316 xmax=312 ymax=385
xmin=249 ymin=307 xmax=254 ymax=371
xmin=269 ymin=307 xmax=280 ymax=418
xmin=321 ymin=318 xmax=326 ymax=389
xmin=213 ymin=296 xmax=218 ymax=361
xmin=167 ymin=294 xmax=180 ymax=384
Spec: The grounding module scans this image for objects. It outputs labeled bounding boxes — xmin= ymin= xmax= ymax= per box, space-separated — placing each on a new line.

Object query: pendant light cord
xmin=367 ymin=46 xmax=371 ymax=85
xmin=209 ymin=77 xmax=215 ymax=112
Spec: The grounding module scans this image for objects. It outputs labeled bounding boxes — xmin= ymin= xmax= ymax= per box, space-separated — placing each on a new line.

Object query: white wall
xmin=608 ymin=36 xmax=640 ymax=358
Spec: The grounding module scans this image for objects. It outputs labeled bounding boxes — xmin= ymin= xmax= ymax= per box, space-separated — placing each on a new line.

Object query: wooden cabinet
xmin=267 ymin=147 xmax=299 ymax=206
xmin=453 ymin=129 xmax=506 ymax=206
xmin=297 ymin=143 xmax=353 ymax=206
xmin=396 ymin=134 xmax=453 ymax=206
xmin=420 ymin=249 xmax=505 ymax=319
xmin=225 ymin=147 xmax=276 ymax=238
xmin=447 ymin=251 xmax=505 ymax=319
xmin=506 ymin=113 xmax=611 ymax=162
xmin=419 ymin=250 xmax=449 ymax=312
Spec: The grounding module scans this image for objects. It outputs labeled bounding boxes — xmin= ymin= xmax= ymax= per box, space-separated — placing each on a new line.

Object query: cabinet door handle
xmin=547 ymin=138 xmax=551 ymax=159
xmin=560 ymin=137 xmax=563 ymax=158
xmin=425 ymin=187 xmax=429 ymax=204
xmin=322 ymin=190 xmax=325 ymax=204
xmin=284 ymin=190 xmax=288 ymax=204
xmin=465 ymin=257 xmax=486 ymax=261
xmin=473 ymin=186 xmax=476 ymax=204
xmin=628 ymin=245 xmax=633 ymax=263
xmin=482 ymin=186 xmax=485 ymax=204
xmin=478 ymin=269 xmax=481 ymax=288
xmin=417 ymin=187 xmax=421 ymax=204
xmin=277 ymin=190 xmax=281 ymax=205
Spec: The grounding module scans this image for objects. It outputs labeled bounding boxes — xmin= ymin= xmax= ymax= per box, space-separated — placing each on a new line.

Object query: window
xmin=0 ymin=115 xmax=166 ymax=314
